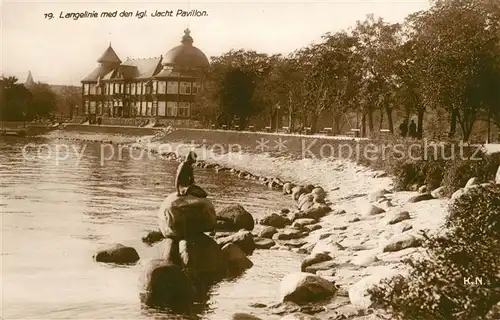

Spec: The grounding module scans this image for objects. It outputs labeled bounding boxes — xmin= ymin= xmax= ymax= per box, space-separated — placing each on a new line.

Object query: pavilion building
xmin=80 ymin=29 xmax=209 ymax=124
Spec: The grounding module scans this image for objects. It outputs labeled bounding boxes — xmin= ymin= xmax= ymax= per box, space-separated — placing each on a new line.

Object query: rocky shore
xmin=48 ymin=129 xmax=457 ymax=319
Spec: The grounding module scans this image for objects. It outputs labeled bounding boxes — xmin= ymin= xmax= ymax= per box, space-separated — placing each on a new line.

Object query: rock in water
xmin=158 ymin=193 xmax=217 ymax=238
xmin=221 ymin=243 xmax=253 ymax=273
xmin=178 ymin=233 xmax=226 ymax=281
xmin=142 ymin=230 xmax=165 ymax=245
xmin=139 ymin=258 xmax=196 ymax=310
xmin=231 ymin=313 xmax=263 ymax=320
xmin=94 ymin=243 xmax=139 ymax=264
xmin=280 ymin=272 xmax=336 ymax=304
xmin=216 ymin=204 xmax=255 ymax=231
xmin=217 ymin=230 xmax=256 ymax=255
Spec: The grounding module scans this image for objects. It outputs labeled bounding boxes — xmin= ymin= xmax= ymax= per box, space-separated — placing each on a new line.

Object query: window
xmin=152 ymin=81 xmax=157 ymax=94
xmin=146 ymin=102 xmax=152 ymax=116
xmin=90 ymin=101 xmax=96 ymax=114
xmin=179 ymin=82 xmax=191 ymax=95
xmin=125 ymin=84 xmax=130 ymax=94
xmin=131 ymin=83 xmax=136 ymax=95
xmin=178 ymin=102 xmax=190 ymax=117
xmin=157 ymin=81 xmax=166 ymax=94
xmin=89 ymin=84 xmax=96 ymax=95
xmin=136 ymin=83 xmax=141 ymax=95
xmin=84 ymin=101 xmax=89 ymax=114
xmin=109 ymin=83 xmax=114 ymax=95
xmin=105 ymin=101 xmax=111 ymax=115
xmin=140 ymin=101 xmax=146 ymax=116
xmin=167 ymin=81 xmax=178 ymax=94
xmin=192 ymin=82 xmax=202 ymax=94
xmin=145 ymin=83 xmax=152 ymax=95
xmin=152 ymin=101 xmax=157 ymax=116
xmin=96 ymin=101 xmax=102 ymax=115
xmin=158 ymin=101 xmax=166 ymax=116
xmin=166 ymin=101 xmax=178 ymax=116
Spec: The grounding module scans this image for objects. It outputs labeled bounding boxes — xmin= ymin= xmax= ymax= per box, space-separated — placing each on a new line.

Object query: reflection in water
xmin=1 ymin=137 xmax=301 ymax=320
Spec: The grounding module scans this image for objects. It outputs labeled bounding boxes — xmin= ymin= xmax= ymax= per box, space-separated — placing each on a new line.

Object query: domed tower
xmin=161 ymin=28 xmax=209 ymax=70
xmin=154 ymin=29 xmax=209 ymax=120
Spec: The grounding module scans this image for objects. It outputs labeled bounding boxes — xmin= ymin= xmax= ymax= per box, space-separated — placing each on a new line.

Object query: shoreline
xmin=43 ymin=128 xmax=451 ymax=319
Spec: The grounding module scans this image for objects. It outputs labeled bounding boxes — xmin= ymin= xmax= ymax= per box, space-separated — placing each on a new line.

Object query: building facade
xmin=80 ymin=29 xmax=209 ymax=122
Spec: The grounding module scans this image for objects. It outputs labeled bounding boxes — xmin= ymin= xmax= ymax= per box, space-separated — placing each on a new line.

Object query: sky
xmin=1 ymin=0 xmax=431 ymax=86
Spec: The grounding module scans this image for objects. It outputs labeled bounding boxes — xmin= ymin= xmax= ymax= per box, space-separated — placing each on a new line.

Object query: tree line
xmin=195 ymin=0 xmax=500 ymax=141
xmin=0 ymin=76 xmax=80 ymax=122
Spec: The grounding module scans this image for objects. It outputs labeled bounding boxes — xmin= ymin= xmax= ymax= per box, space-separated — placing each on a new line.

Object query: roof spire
xmin=181 ymin=28 xmax=193 ymax=45
xmin=97 ymin=44 xmax=121 ymax=64
xmin=25 ymin=70 xmax=35 ymax=87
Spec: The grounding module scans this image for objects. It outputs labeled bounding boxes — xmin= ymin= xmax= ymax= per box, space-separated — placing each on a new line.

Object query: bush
xmin=369 ymin=184 xmax=500 ymax=320
xmin=441 ymin=152 xmax=499 ymax=196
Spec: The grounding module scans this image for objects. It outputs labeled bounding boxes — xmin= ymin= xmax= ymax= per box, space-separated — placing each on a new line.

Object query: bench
xmin=249 ymin=125 xmax=255 ymax=131
xmin=350 ymin=128 xmax=361 ymax=137
xmin=380 ymin=129 xmax=390 ymax=134
xmin=282 ymin=126 xmax=289 ymax=133
xmin=233 ymin=125 xmax=240 ymax=130
xmin=320 ymin=127 xmax=333 ymax=135
xmin=264 ymin=126 xmax=271 ymax=132
xmin=222 ymin=125 xmax=227 ymax=130
xmin=302 ymin=127 xmax=312 ymax=135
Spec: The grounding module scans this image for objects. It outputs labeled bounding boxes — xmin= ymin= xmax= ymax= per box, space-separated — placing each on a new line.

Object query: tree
xmin=411 ymin=0 xmax=500 ymax=141
xmin=353 ymin=15 xmax=403 ymax=136
xmin=204 ymin=49 xmax=275 ymax=130
xmin=28 ymin=83 xmax=57 ymax=120
xmin=1 ymin=76 xmax=32 ymax=121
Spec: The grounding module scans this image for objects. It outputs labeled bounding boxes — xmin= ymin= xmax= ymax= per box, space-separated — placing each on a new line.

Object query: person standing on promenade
xmin=409 ymin=119 xmax=417 ymax=138
xmin=399 ymin=119 xmax=408 ymax=138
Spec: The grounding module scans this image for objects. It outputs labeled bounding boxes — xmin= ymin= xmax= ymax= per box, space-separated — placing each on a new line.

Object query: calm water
xmin=0 ymin=137 xmax=301 ymax=320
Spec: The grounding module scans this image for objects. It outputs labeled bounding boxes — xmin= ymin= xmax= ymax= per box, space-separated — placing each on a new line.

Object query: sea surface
xmin=0 ymin=137 xmax=301 ymax=320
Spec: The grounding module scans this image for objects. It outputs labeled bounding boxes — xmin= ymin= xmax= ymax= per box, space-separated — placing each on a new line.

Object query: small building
xmin=80 ymin=29 xmax=209 ymax=123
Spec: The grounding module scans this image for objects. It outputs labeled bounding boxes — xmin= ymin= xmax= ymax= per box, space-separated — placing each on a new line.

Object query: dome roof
xmin=163 ymin=29 xmax=209 ymax=69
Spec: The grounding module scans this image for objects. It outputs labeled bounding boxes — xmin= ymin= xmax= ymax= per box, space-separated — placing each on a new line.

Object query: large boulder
xmin=382 ymin=233 xmax=421 ymax=252
xmin=260 ymin=213 xmax=291 ymax=229
xmin=217 ymin=230 xmax=256 ymax=255
xmin=177 ymin=233 xmax=226 ymax=281
xmin=348 ymin=271 xmax=400 ymax=310
xmin=142 ymin=230 xmax=164 ymax=245
xmin=232 ymin=313 xmax=263 ymax=320
xmin=283 ymin=182 xmax=296 ymax=195
xmin=303 ymin=204 xmax=332 ymax=220
xmin=280 ymin=272 xmax=336 ymax=304
xmin=94 ymin=243 xmax=139 ymax=264
xmin=408 ymin=193 xmax=434 ymax=203
xmin=368 ymin=189 xmax=391 ymax=202
xmin=259 ymin=226 xmax=278 ymax=238
xmin=298 ymin=194 xmax=315 ymax=209
xmin=292 ymin=186 xmax=309 ymax=201
xmin=216 ymin=204 xmax=255 ymax=231
xmin=361 ymin=204 xmax=385 ymax=216
xmin=139 ymin=258 xmax=196 ymax=310
xmin=158 ymin=193 xmax=217 ymax=238
xmin=221 ymin=243 xmax=253 ymax=273
xmin=300 ymin=252 xmax=332 ymax=272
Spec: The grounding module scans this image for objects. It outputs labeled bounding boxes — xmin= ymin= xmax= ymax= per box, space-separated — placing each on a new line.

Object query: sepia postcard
xmin=1 ymin=0 xmax=499 ymax=319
